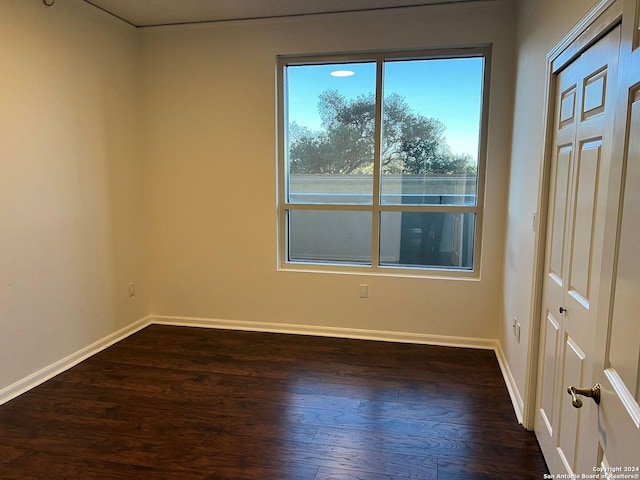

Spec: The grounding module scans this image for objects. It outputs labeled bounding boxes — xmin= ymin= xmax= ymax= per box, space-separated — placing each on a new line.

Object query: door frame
xmin=524 ymin=0 xmax=623 ymax=430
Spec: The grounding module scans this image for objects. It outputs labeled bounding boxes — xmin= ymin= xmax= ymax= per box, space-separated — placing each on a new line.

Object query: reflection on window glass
xmin=380 ymin=212 xmax=475 ymax=269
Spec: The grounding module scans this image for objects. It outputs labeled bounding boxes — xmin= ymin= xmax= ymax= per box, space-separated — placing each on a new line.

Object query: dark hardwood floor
xmin=0 ymin=325 xmax=548 ymax=479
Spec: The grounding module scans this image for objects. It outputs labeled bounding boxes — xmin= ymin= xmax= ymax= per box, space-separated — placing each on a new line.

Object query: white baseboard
xmin=0 ymin=316 xmax=152 ymax=406
xmin=1 ymin=314 xmax=524 ymax=426
xmin=150 ymin=314 xmax=499 ymax=350
xmin=495 ymin=342 xmax=525 ymax=424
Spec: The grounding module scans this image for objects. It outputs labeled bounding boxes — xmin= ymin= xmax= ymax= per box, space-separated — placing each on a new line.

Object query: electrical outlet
xmin=128 ymin=282 xmax=135 ymax=297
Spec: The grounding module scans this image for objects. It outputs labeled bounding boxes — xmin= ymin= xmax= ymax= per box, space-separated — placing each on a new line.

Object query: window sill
xmin=277 ymin=261 xmax=481 ymax=281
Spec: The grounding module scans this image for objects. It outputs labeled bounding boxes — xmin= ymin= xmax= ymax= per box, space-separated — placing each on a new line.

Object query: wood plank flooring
xmin=0 ymin=325 xmax=548 ymax=479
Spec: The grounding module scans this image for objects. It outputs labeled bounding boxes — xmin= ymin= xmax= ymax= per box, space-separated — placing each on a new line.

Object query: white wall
xmin=501 ymin=0 xmax=599 ymax=420
xmin=0 ymin=0 xmax=148 ymax=392
xmin=140 ymin=1 xmax=516 ymax=339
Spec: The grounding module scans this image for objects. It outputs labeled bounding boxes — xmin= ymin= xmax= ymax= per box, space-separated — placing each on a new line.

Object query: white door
xmin=593 ymin=0 xmax=640 ymax=470
xmin=594 ymin=87 xmax=640 ymax=478
xmin=535 ymin=25 xmax=621 ymax=475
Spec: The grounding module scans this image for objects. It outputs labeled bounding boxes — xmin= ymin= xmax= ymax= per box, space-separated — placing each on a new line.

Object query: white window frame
xmin=276 ymin=46 xmax=491 ymax=278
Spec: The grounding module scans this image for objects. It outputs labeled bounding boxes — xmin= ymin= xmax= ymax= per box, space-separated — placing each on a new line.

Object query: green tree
xmin=289 ymin=90 xmax=477 ymax=176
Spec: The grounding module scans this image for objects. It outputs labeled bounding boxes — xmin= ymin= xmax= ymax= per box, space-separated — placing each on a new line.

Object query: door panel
xmin=595 ymin=80 xmax=640 ymax=470
xmin=582 ymin=67 xmax=608 ymax=119
xmin=592 ymin=0 xmax=640 ymax=468
xmin=607 ymin=91 xmax=640 ymax=397
xmin=539 ymin=312 xmax=561 ymax=436
xmin=558 ymin=336 xmax=587 ymax=473
xmin=536 ymin=63 xmax=578 ymax=470
xmin=568 ymin=139 xmax=602 ymax=305
xmin=549 ymin=145 xmax=574 ymax=281
xmin=560 ymin=85 xmax=577 ymax=127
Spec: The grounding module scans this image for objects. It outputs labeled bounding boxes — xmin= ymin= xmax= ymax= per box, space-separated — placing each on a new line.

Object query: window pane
xmin=286 ymin=62 xmax=376 ymax=204
xmin=379 ymin=212 xmax=475 ymax=269
xmin=288 ymin=210 xmax=372 ymax=264
xmin=380 ymin=58 xmax=483 ymax=206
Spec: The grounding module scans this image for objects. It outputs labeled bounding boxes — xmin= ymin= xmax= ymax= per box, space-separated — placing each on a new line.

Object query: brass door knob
xmin=567 ymin=384 xmax=601 ymax=408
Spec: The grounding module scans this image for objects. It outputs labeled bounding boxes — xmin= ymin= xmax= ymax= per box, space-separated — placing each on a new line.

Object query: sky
xmin=286 ymin=57 xmax=484 ymax=158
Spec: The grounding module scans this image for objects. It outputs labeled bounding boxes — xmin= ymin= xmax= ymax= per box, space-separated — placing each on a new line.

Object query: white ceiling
xmin=83 ymin=0 xmax=485 ymax=28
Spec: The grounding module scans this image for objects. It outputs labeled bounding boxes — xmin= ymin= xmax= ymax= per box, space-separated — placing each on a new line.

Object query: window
xmin=277 ymin=47 xmax=489 ymax=275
